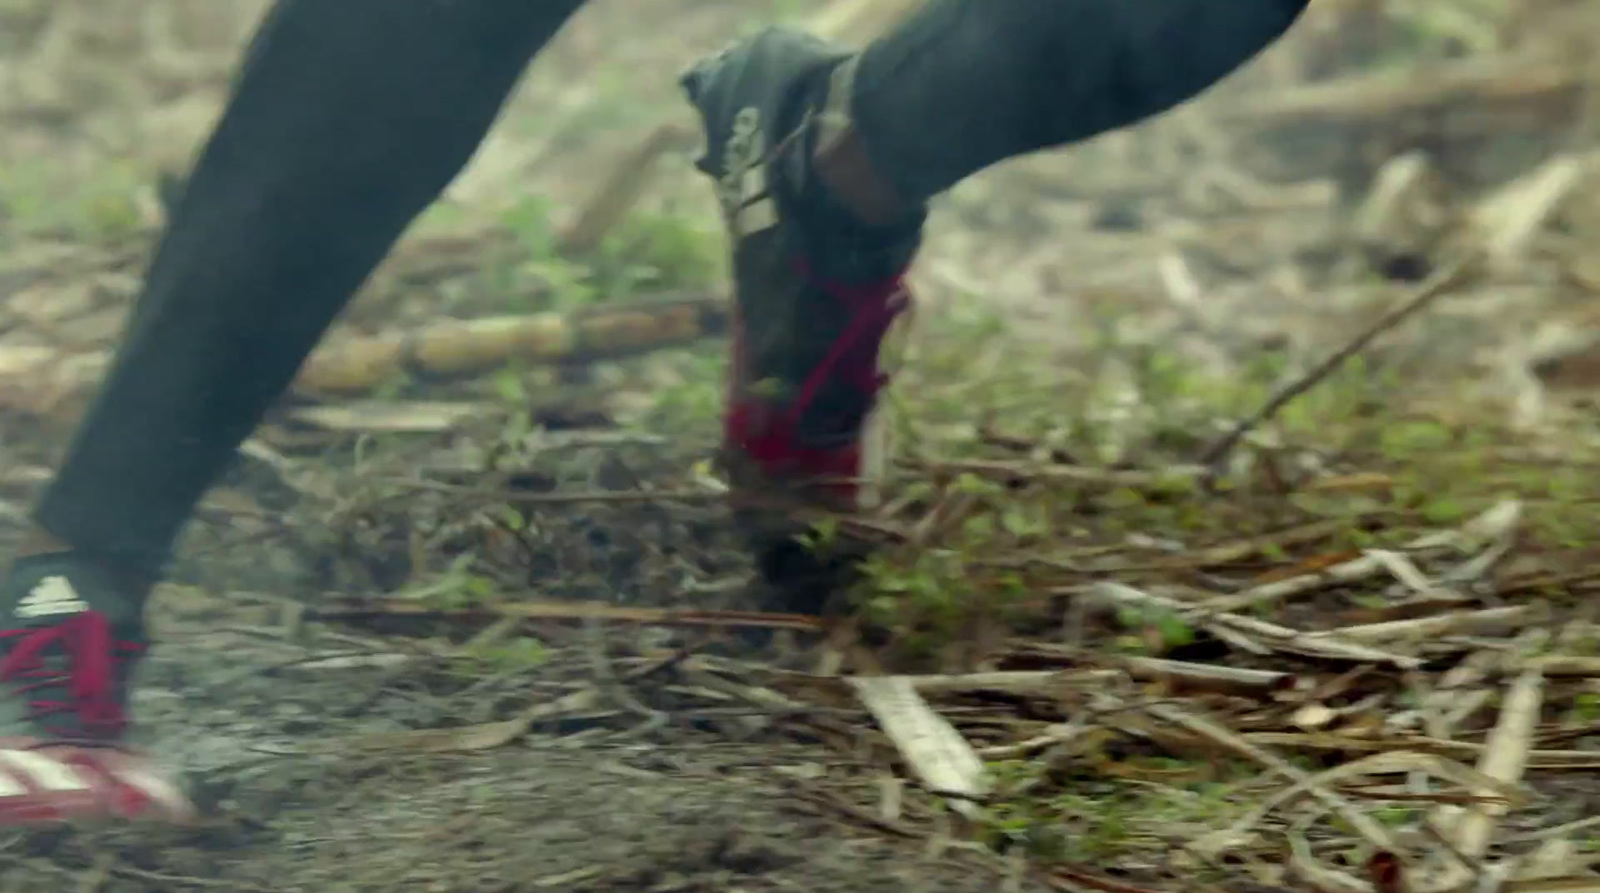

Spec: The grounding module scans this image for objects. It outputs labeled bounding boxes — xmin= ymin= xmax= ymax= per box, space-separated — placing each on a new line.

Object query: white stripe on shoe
xmin=0 ymin=749 xmax=90 ymax=792
xmin=0 ymin=765 xmax=24 ymax=797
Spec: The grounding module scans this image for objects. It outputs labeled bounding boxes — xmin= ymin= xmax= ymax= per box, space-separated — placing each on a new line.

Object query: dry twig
xmin=1199 ymin=254 xmax=1480 ymax=470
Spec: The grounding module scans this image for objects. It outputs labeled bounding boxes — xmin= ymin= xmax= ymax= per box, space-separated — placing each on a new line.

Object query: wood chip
xmin=848 ymin=675 xmax=990 ymax=819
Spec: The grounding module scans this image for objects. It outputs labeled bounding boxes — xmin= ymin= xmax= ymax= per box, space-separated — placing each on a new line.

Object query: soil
xmin=0 ymin=512 xmax=1052 ymax=893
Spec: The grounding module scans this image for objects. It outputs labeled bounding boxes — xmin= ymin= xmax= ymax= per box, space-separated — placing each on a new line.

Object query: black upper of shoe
xmin=0 ymin=554 xmax=145 ymax=745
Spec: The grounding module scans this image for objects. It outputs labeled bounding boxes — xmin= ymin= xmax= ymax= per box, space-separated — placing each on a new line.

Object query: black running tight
xmin=34 ymin=0 xmax=1308 ymax=579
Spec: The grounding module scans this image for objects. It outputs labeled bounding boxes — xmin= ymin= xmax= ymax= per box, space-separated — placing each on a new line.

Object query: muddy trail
xmin=7 ymin=1 xmax=1600 ymax=891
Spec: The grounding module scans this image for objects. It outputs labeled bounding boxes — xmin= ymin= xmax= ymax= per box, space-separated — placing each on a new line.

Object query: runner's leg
xmin=0 ymin=0 xmax=585 ymax=826
xmin=35 ymin=0 xmax=587 ymax=586
xmin=845 ymin=0 xmax=1308 ymax=209
xmin=678 ymin=0 xmax=1309 ymax=598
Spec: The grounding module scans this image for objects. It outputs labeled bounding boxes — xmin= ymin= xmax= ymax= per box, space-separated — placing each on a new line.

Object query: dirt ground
xmin=5 ymin=1 xmax=1600 ymax=892
xmin=0 ymin=588 xmax=1047 ymax=893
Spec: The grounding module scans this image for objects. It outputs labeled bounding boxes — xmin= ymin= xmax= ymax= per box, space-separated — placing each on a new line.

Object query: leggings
xmin=33 ymin=0 xmax=1308 ymax=580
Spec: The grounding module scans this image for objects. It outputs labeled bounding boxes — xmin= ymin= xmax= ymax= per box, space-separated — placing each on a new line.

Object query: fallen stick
xmin=1190 ymin=751 xmax=1528 ymax=860
xmin=1219 ymin=54 xmax=1582 ymax=130
xmin=906 ymin=457 xmax=1204 ymax=490
xmin=1044 ymin=865 xmax=1171 ymax=893
xmin=1086 ymin=582 xmax=1421 ymax=669
xmin=284 ymin=400 xmax=494 ymax=433
xmin=0 ymin=295 xmax=733 ymax=411
xmin=1147 ymin=702 xmax=1407 ymax=859
xmin=1117 ymin=655 xmax=1296 ymax=696
xmin=308 ymin=598 xmax=826 ymax=632
xmin=898 ymin=669 xmax=1118 ymax=695
xmin=848 ymin=675 xmax=989 ymax=819
xmin=1014 ymin=646 xmax=1296 ymax=696
xmin=1194 ymin=549 xmax=1397 ymax=616
xmin=1414 ymin=669 xmax=1544 ymax=893
xmin=364 ymin=688 xmax=604 ymax=753
xmin=1198 ymin=253 xmax=1479 ymax=470
xmin=830 ymin=664 xmax=1287 ymax=699
xmin=396 ymin=480 xmax=725 ymax=505
xmin=1239 ymin=732 xmax=1600 ymax=770
xmin=293 ymin=293 xmax=728 ymax=396
xmin=1191 ymin=498 xmax=1521 ymax=617
xmin=555 ymin=122 xmax=696 ymax=256
xmin=1524 ymin=654 xmax=1600 ymax=678
xmin=0 ymin=345 xmax=111 ymax=418
xmin=1468 ymin=153 xmax=1592 ymax=272
xmin=1317 ymin=604 xmax=1544 ymax=643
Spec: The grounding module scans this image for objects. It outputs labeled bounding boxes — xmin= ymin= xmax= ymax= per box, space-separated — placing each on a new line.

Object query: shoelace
xmin=781 ymin=259 xmax=912 ymax=435
xmin=0 ymin=612 xmax=136 ymax=740
xmin=727 ymin=260 xmax=912 ymax=492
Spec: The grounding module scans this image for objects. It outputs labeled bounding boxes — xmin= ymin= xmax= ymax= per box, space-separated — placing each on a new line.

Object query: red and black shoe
xmin=681 ymin=28 xmax=925 ymax=611
xmin=0 ymin=553 xmax=193 ymax=825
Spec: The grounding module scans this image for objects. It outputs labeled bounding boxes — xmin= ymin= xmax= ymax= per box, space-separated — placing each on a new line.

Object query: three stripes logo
xmin=14 ymin=576 xmax=89 ymax=620
xmin=717 ymin=107 xmax=779 ymax=238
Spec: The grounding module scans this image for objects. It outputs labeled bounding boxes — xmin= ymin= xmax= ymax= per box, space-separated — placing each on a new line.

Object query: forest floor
xmin=2 ymin=1 xmax=1600 ymax=891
